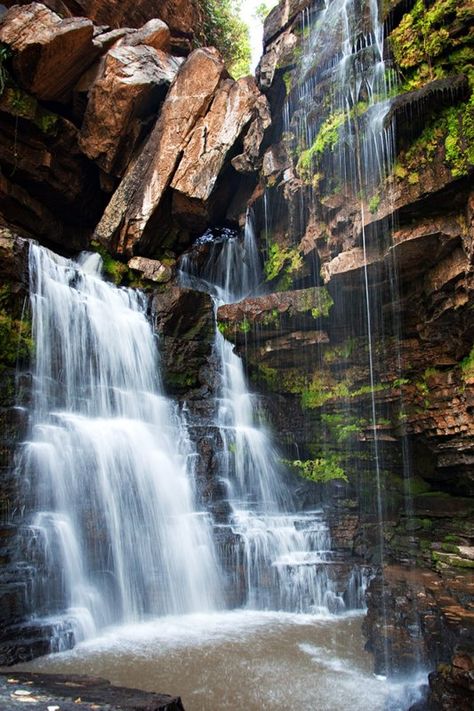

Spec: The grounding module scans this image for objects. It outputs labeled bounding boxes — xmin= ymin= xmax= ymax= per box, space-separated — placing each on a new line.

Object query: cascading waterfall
xmin=22 ymin=243 xmax=221 ymax=642
xmin=180 ymin=216 xmax=353 ymax=614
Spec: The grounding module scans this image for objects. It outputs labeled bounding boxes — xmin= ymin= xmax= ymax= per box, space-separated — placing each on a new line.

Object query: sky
xmin=238 ymin=0 xmax=278 ymax=72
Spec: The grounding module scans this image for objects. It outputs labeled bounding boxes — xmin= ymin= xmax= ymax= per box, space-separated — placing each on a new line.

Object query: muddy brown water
xmin=12 ymin=611 xmax=425 ymax=710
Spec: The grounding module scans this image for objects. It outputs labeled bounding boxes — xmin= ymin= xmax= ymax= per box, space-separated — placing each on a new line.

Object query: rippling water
xmin=14 ymin=611 xmax=425 ymax=711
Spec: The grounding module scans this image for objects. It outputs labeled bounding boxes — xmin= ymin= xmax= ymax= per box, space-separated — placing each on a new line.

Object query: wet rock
xmin=94 ymin=48 xmax=226 ymax=257
xmin=385 ymin=75 xmax=470 ymax=150
xmin=0 ymin=672 xmax=185 ymax=710
xmin=79 ymin=44 xmax=181 ymax=176
xmin=0 ymin=2 xmax=96 ymax=102
xmin=171 ymin=77 xmax=270 ymax=227
xmin=152 ymin=286 xmax=215 ymax=395
xmin=428 ymin=653 xmax=474 ymax=711
xmin=263 ymin=0 xmax=315 ymax=46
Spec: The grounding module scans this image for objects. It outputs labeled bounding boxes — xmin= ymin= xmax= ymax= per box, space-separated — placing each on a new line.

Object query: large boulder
xmin=0 ymin=2 xmax=96 ymax=102
xmin=171 ymin=77 xmax=270 ymax=227
xmin=79 ymin=44 xmax=181 ymax=176
xmin=94 ymin=48 xmax=226 ymax=257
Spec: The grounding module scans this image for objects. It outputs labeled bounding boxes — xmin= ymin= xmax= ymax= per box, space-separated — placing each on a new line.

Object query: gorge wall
xmin=0 ymin=1 xmax=473 ymax=709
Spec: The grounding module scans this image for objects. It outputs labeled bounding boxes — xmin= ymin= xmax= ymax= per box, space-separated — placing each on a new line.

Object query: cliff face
xmin=0 ymin=0 xmax=473 ymax=705
xmin=213 ymin=0 xmax=474 ymax=704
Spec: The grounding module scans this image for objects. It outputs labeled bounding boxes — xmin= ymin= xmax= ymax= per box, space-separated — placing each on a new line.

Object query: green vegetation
xmin=91 ymin=241 xmax=129 ymax=285
xmin=390 ymin=0 xmax=473 ymax=91
xmin=2 ymin=86 xmax=59 ymax=135
xmin=0 ymin=42 xmax=11 ymax=96
xmin=255 ymin=2 xmax=274 ymax=22
xmin=310 ymin=288 xmax=334 ymax=319
xmin=323 ymin=339 xmax=357 ymax=364
xmin=0 ymin=286 xmax=33 ymax=370
xmin=461 ymin=345 xmax=474 ymax=382
xmin=263 ymin=242 xmax=303 ymax=289
xmin=321 ymin=413 xmax=363 ymax=442
xmin=394 ymin=99 xmax=474 ymax=181
xmin=368 ymin=194 xmax=381 ymax=214
xmin=198 ymin=0 xmax=251 ymax=78
xmin=286 ymin=456 xmax=348 ymax=484
xmin=297 ymin=111 xmax=345 ymax=180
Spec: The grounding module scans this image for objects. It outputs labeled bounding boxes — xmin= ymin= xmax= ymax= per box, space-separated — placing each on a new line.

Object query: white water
xmin=180 ymin=216 xmax=360 ymax=615
xmin=23 ymin=243 xmax=221 ymax=641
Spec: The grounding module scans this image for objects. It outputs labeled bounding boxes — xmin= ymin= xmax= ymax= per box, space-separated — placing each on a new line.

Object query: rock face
xmin=79 ymin=44 xmax=181 ymax=176
xmin=93 ymin=47 xmax=226 ymax=256
xmin=0 ymin=3 xmax=96 ymax=101
xmin=2 ymin=0 xmax=202 ymax=42
xmin=171 ymin=77 xmax=270 ymax=228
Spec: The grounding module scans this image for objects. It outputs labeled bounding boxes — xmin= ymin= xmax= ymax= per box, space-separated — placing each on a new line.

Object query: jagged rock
xmin=262 ymin=142 xmax=291 ymax=177
xmin=94 ymin=48 xmax=226 ymax=257
xmin=231 ymin=93 xmax=272 ymax=173
xmin=263 ymin=0 xmax=315 ymax=46
xmin=0 ymin=2 xmax=96 ymax=102
xmin=171 ymin=77 xmax=270 ymax=227
xmin=257 ymin=30 xmax=298 ymax=90
xmin=128 ymin=256 xmax=173 ymax=283
xmin=79 ymin=45 xmax=181 ymax=176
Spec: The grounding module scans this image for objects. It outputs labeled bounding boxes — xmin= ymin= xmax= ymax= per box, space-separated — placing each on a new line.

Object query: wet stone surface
xmin=0 ymin=672 xmax=185 ymax=710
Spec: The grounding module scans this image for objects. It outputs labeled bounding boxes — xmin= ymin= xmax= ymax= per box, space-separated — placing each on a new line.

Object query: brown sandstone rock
xmin=124 ymin=18 xmax=171 ymax=52
xmin=79 ymin=44 xmax=181 ymax=176
xmin=128 ymin=256 xmax=174 ymax=283
xmin=171 ymin=77 xmax=270 ymax=226
xmin=0 ymin=2 xmax=96 ymax=102
xmin=94 ymin=48 xmax=226 ymax=257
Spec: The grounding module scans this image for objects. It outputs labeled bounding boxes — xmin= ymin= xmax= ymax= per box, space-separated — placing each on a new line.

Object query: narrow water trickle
xmin=23 ymin=243 xmax=221 ymax=642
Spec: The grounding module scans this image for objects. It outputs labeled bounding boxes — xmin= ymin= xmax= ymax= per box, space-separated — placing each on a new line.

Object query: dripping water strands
xmin=22 ymin=242 xmax=221 ymax=646
xmin=180 ymin=212 xmax=367 ymax=615
xmin=281 ymin=0 xmax=406 ymax=674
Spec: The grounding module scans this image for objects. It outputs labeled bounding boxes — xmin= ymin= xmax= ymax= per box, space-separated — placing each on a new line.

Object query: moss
xmin=263 ymin=242 xmax=303 ymax=288
xmin=296 ymin=111 xmax=346 ymax=181
xmin=0 ymin=286 xmax=33 ymax=370
xmin=391 ymin=0 xmax=473 ymax=91
xmin=310 ymin=288 xmax=334 ymax=318
xmin=254 ymin=363 xmax=279 ymax=389
xmin=368 ymin=194 xmax=381 ymax=214
xmin=323 ymin=338 xmax=357 ymax=364
xmin=91 ymin=241 xmax=128 ymax=285
xmin=394 ymin=98 xmax=474 ymax=182
xmin=286 ymin=456 xmax=348 ymax=484
xmin=239 ymin=318 xmax=251 ymax=334
xmin=460 ymin=345 xmax=474 ymax=382
xmin=321 ymin=413 xmax=363 ymax=442
xmin=2 ymin=86 xmax=59 ymax=135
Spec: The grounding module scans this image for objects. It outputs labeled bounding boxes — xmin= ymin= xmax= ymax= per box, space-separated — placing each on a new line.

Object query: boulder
xmin=79 ymin=45 xmax=181 ymax=176
xmin=94 ymin=48 xmax=226 ymax=257
xmin=231 ymin=93 xmax=271 ymax=173
xmin=170 ymin=77 xmax=270 ymax=226
xmin=0 ymin=2 xmax=96 ymax=102
xmin=128 ymin=256 xmax=173 ymax=283
xmin=124 ymin=18 xmax=170 ymax=52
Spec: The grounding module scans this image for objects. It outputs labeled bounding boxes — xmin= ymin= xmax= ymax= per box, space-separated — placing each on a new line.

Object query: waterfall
xmin=23 ymin=243 xmax=221 ymax=642
xmin=180 ymin=215 xmax=353 ymax=615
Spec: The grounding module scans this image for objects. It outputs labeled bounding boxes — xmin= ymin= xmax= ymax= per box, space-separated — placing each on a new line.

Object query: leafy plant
xmin=198 ymin=0 xmax=251 ymax=78
xmin=286 ymin=456 xmax=348 ymax=484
